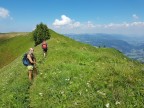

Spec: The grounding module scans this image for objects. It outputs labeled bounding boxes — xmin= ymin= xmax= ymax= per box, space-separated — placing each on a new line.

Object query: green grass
xmin=0 ymin=30 xmax=144 ymax=107
xmin=0 ymin=32 xmax=34 ymax=68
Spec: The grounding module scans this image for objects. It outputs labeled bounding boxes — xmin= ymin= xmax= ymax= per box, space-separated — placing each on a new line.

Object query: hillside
xmin=0 ymin=30 xmax=144 ymax=107
xmin=0 ymin=32 xmax=33 ymax=68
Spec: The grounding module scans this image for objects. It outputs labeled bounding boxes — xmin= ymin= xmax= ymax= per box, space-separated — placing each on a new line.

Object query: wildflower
xmin=74 ymin=102 xmax=78 ymax=105
xmin=60 ymin=91 xmax=64 ymax=94
xmin=39 ymin=93 xmax=43 ymax=96
xmin=87 ymin=82 xmax=90 ymax=87
xmin=79 ymin=91 xmax=82 ymax=95
xmin=97 ymin=90 xmax=106 ymax=96
xmin=65 ymin=78 xmax=70 ymax=81
xmin=105 ymin=103 xmax=110 ymax=108
xmin=115 ymin=101 xmax=121 ymax=105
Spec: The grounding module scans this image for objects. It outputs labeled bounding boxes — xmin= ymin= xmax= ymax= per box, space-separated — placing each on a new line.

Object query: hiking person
xmin=42 ymin=40 xmax=48 ymax=57
xmin=27 ymin=48 xmax=37 ymax=82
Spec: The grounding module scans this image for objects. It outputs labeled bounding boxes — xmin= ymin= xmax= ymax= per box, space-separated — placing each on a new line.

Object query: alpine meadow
xmin=0 ymin=30 xmax=144 ymax=108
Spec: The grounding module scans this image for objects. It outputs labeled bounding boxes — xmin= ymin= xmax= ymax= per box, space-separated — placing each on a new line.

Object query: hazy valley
xmin=65 ymin=33 xmax=144 ymax=62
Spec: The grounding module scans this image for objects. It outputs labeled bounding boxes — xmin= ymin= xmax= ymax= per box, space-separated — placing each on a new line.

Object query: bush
xmin=33 ymin=23 xmax=50 ymax=46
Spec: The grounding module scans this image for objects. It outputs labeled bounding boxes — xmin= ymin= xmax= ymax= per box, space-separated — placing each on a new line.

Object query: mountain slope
xmin=0 ymin=30 xmax=144 ymax=107
xmin=0 ymin=32 xmax=34 ymax=68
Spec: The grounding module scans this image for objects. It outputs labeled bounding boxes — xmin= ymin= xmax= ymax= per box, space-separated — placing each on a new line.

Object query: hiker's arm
xmin=34 ymin=56 xmax=36 ymax=63
xmin=33 ymin=54 xmax=36 ymax=62
xmin=27 ymin=54 xmax=36 ymax=64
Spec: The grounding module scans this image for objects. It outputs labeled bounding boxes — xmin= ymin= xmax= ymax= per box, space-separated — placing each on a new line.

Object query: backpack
xmin=42 ymin=44 xmax=47 ymax=49
xmin=22 ymin=53 xmax=30 ymax=66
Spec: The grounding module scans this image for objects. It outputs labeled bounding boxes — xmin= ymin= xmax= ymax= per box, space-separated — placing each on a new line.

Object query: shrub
xmin=33 ymin=23 xmax=50 ymax=46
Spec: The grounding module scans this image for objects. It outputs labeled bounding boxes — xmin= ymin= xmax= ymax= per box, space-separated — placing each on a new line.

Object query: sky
xmin=0 ymin=0 xmax=144 ymax=36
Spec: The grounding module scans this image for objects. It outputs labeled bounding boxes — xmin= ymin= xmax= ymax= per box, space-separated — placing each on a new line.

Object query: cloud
xmin=53 ymin=15 xmax=81 ymax=28
xmin=103 ymin=22 xmax=144 ymax=29
xmin=87 ymin=21 xmax=96 ymax=28
xmin=132 ymin=14 xmax=139 ymax=20
xmin=0 ymin=7 xmax=10 ymax=18
xmin=53 ymin=15 xmax=72 ymax=26
xmin=52 ymin=15 xmax=144 ymax=35
xmin=68 ymin=21 xmax=81 ymax=28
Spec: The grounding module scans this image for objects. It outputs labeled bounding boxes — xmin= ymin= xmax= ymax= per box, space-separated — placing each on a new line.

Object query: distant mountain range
xmin=65 ymin=33 xmax=144 ymax=62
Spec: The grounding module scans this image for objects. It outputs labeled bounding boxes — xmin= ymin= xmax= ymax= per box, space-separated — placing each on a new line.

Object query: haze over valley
xmin=66 ymin=33 xmax=144 ymax=62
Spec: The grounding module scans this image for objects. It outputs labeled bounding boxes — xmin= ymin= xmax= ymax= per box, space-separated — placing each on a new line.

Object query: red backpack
xmin=42 ymin=43 xmax=47 ymax=49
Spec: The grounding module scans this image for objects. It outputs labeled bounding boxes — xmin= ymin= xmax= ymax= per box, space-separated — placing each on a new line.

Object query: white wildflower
xmin=105 ymin=103 xmax=110 ymax=108
xmin=79 ymin=91 xmax=82 ymax=95
xmin=86 ymin=89 xmax=88 ymax=92
xmin=115 ymin=101 xmax=121 ymax=105
xmin=97 ymin=90 xmax=106 ymax=96
xmin=74 ymin=102 xmax=78 ymax=105
xmin=60 ymin=91 xmax=64 ymax=94
xmin=39 ymin=93 xmax=43 ymax=96
xmin=65 ymin=78 xmax=70 ymax=81
xmin=87 ymin=82 xmax=90 ymax=87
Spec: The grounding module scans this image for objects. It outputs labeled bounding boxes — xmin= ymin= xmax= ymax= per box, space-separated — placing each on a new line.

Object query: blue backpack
xmin=22 ymin=53 xmax=30 ymax=66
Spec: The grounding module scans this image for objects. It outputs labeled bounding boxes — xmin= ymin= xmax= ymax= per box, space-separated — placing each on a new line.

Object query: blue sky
xmin=0 ymin=0 xmax=144 ymax=35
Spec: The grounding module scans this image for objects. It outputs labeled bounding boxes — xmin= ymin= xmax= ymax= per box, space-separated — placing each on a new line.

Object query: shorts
xmin=27 ymin=65 xmax=34 ymax=71
xmin=43 ymin=48 xmax=47 ymax=53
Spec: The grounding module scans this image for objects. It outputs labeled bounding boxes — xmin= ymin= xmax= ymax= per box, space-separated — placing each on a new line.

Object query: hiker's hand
xmin=34 ymin=63 xmax=36 ymax=67
xmin=34 ymin=65 xmax=37 ymax=68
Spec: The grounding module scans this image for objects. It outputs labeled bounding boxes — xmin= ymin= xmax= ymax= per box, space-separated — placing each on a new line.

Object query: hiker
xmin=27 ymin=48 xmax=37 ymax=82
xmin=42 ymin=40 xmax=48 ymax=57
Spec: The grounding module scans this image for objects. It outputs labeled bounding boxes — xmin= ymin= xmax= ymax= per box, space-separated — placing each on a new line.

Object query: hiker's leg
xmin=43 ymin=49 xmax=47 ymax=57
xmin=28 ymin=70 xmax=33 ymax=81
xmin=33 ymin=67 xmax=37 ymax=78
xmin=27 ymin=65 xmax=34 ymax=82
xmin=43 ymin=50 xmax=45 ymax=57
xmin=44 ymin=52 xmax=46 ymax=57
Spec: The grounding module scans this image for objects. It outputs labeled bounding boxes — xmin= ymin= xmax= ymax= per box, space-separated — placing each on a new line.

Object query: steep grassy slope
xmin=0 ymin=33 xmax=34 ymax=68
xmin=0 ymin=30 xmax=144 ymax=108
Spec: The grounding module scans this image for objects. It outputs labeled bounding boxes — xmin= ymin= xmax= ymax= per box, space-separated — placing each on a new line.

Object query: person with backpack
xmin=26 ymin=48 xmax=37 ymax=82
xmin=42 ymin=40 xmax=48 ymax=57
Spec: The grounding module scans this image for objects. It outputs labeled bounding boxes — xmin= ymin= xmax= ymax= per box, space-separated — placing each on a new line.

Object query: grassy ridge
xmin=0 ymin=30 xmax=144 ymax=107
xmin=0 ymin=33 xmax=34 ymax=68
xmin=29 ymin=31 xmax=144 ymax=107
xmin=0 ymin=58 xmax=30 ymax=107
xmin=0 ymin=32 xmax=33 ymax=107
